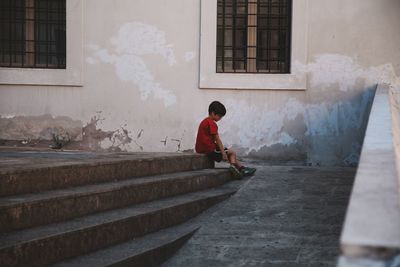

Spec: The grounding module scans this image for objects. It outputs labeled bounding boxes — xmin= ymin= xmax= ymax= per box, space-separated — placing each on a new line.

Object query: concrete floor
xmin=164 ymin=163 xmax=356 ymax=267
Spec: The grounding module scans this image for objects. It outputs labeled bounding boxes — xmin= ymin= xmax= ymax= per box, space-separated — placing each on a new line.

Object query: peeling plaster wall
xmin=0 ymin=115 xmax=82 ymax=141
xmin=0 ymin=0 xmax=400 ymax=166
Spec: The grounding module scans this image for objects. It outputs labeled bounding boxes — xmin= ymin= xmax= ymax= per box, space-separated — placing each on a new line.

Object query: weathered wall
xmin=1 ymin=0 xmax=400 ymax=166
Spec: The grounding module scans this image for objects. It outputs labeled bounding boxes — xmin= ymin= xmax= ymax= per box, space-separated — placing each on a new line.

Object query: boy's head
xmin=208 ymin=101 xmax=226 ymax=121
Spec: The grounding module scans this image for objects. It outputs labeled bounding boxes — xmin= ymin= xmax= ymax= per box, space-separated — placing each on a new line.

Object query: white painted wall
xmin=1 ymin=0 xmax=400 ymax=166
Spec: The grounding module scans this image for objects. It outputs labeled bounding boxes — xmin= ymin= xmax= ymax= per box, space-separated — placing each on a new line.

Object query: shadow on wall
xmin=242 ymin=85 xmax=377 ymax=167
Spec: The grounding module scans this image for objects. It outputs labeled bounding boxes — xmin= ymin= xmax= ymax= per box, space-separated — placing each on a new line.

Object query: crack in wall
xmin=160 ymin=136 xmax=168 ymax=146
xmin=82 ymin=114 xmax=144 ymax=152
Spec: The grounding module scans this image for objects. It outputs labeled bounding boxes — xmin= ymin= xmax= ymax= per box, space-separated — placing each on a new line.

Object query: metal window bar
xmin=0 ymin=0 xmax=66 ymax=69
xmin=256 ymin=0 xmax=291 ymax=73
xmin=0 ymin=0 xmax=24 ymax=67
xmin=217 ymin=0 xmax=247 ymax=73
xmin=216 ymin=0 xmax=292 ymax=73
xmin=247 ymin=0 xmax=257 ymax=72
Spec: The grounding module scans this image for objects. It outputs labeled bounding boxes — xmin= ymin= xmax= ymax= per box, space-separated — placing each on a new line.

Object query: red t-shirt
xmin=195 ymin=117 xmax=218 ymax=154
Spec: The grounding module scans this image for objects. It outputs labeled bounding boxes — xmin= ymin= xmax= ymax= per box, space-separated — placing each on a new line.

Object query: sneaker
xmin=229 ymin=165 xmax=243 ymax=179
xmin=241 ymin=167 xmax=256 ymax=176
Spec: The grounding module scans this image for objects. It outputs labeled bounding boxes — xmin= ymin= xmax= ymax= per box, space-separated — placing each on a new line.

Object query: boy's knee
xmin=227 ymin=149 xmax=236 ymax=155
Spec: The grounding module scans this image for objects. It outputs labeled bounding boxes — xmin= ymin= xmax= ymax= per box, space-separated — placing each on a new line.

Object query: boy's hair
xmin=208 ymin=101 xmax=226 ymax=116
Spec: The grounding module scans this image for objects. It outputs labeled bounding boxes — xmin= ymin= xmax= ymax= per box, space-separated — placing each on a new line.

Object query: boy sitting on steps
xmin=195 ymin=101 xmax=256 ymax=179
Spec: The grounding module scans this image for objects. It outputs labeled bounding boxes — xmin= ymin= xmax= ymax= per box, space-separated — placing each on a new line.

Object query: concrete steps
xmin=53 ymin=221 xmax=200 ymax=267
xmin=0 ymin=185 xmax=235 ymax=267
xmin=0 ymin=152 xmax=237 ymax=267
xmin=0 ymin=153 xmax=213 ymax=196
xmin=0 ymin=169 xmax=231 ymax=232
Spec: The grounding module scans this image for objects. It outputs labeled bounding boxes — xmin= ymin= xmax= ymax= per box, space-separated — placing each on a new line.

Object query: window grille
xmin=0 ymin=0 xmax=66 ymax=69
xmin=217 ymin=0 xmax=292 ymax=73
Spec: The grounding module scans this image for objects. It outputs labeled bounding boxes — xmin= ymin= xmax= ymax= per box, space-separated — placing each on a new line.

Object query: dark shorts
xmin=207 ymin=147 xmax=228 ymax=162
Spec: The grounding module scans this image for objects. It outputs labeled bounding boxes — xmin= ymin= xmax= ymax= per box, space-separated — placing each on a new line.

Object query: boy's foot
xmin=241 ymin=167 xmax=256 ymax=176
xmin=229 ymin=165 xmax=243 ymax=179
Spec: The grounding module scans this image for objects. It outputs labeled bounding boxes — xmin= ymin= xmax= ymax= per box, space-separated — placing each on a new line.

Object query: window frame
xmin=0 ymin=0 xmax=82 ymax=87
xmin=0 ymin=0 xmax=67 ymax=69
xmin=200 ymin=0 xmax=309 ymax=90
xmin=216 ymin=0 xmax=292 ymax=74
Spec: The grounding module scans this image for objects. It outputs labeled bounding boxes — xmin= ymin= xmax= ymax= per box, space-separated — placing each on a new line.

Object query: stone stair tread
xmin=53 ymin=221 xmax=200 ymax=267
xmin=0 ymin=185 xmax=236 ymax=249
xmin=0 ymin=168 xmax=229 ymax=207
xmin=0 ymin=152 xmax=196 ymax=174
xmin=0 ymin=152 xmax=214 ymax=197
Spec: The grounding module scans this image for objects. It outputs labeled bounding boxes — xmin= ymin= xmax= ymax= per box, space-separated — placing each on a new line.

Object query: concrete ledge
xmin=338 ymin=255 xmax=400 ymax=267
xmin=390 ymin=85 xmax=400 ymax=191
xmin=340 ymin=84 xmax=400 ymax=263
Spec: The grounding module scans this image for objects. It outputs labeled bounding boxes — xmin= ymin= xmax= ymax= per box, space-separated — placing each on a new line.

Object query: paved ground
xmin=164 ymin=163 xmax=356 ymax=267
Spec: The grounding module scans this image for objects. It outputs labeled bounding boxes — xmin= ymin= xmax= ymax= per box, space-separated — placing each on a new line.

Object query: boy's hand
xmin=222 ymin=152 xmax=228 ymax=161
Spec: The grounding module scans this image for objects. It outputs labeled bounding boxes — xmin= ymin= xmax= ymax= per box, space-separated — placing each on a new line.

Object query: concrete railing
xmin=390 ymin=85 xmax=400 ymax=188
xmin=339 ymin=84 xmax=400 ymax=266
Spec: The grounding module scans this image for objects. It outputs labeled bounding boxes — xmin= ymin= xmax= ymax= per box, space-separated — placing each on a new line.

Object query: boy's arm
xmin=213 ymin=134 xmax=228 ymax=160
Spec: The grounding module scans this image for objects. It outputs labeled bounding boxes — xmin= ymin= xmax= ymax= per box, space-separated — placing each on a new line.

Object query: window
xmin=216 ymin=0 xmax=292 ymax=73
xmin=0 ymin=0 xmax=66 ymax=69
xmin=200 ymin=0 xmax=307 ymax=90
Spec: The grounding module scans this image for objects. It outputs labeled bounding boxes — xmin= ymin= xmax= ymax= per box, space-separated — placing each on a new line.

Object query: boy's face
xmin=210 ymin=112 xmax=223 ymax=122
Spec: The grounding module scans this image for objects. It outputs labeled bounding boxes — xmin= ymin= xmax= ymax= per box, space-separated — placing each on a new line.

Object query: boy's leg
xmin=207 ymin=151 xmax=223 ymax=163
xmin=226 ymin=149 xmax=243 ymax=169
xmin=227 ymin=148 xmax=256 ymax=176
xmin=224 ymin=149 xmax=243 ymax=179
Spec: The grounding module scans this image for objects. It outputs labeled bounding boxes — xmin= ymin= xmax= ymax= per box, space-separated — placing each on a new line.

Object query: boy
xmin=195 ymin=101 xmax=256 ymax=179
